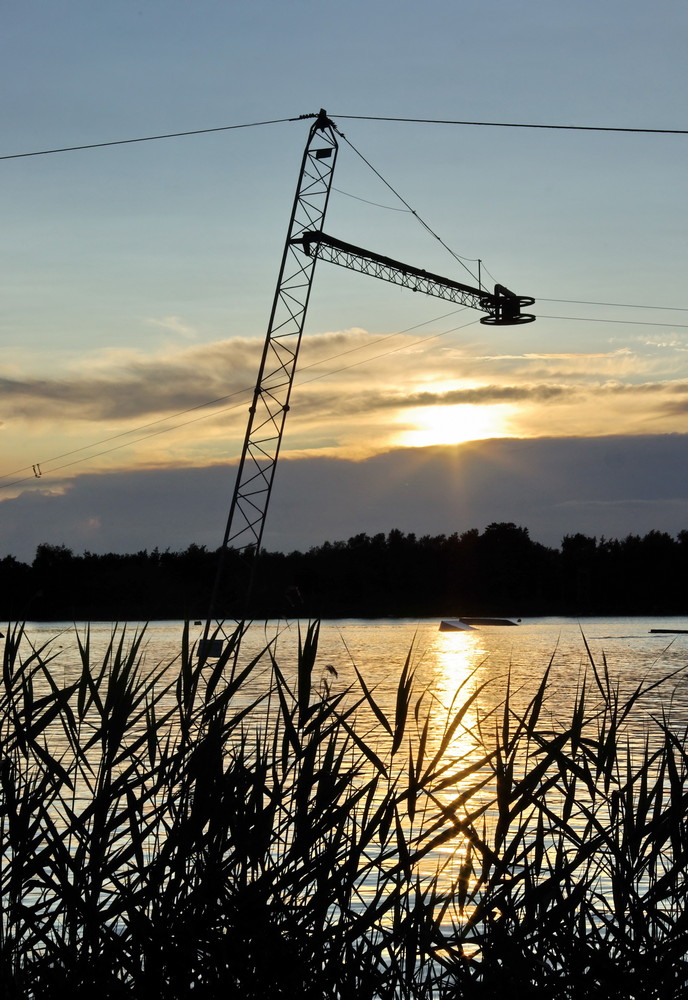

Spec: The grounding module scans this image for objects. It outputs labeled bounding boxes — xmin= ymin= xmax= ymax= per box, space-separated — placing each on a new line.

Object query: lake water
xmin=6 ymin=615 xmax=688 ymax=923
xmin=16 ymin=615 xmax=688 ymax=732
xmin=11 ymin=614 xmax=688 ymax=790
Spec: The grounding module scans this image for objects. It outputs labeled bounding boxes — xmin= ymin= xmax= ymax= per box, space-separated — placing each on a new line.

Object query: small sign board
xmin=197 ymin=638 xmax=223 ymax=659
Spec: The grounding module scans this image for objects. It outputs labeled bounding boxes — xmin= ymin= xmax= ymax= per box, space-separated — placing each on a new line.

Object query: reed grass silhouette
xmin=0 ymin=621 xmax=686 ymax=997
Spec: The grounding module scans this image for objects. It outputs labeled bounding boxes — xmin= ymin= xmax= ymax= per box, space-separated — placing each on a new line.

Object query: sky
xmin=1 ymin=0 xmax=687 ymax=564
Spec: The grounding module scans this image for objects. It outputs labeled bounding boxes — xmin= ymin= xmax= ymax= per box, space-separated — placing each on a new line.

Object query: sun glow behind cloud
xmin=394 ymin=402 xmax=516 ymax=447
xmin=4 ymin=321 xmax=688 ymax=489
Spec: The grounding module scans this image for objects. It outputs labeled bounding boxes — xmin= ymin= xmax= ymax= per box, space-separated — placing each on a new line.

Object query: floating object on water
xmin=440 ymin=617 xmax=520 ymax=631
xmin=649 ymin=628 xmax=688 ymax=634
xmin=198 ymin=638 xmax=223 ymax=658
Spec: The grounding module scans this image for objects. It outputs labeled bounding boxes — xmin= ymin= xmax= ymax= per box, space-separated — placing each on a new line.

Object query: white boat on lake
xmin=439 ymin=617 xmax=520 ymax=631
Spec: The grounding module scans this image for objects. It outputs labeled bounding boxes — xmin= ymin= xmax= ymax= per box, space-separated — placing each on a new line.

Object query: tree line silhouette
xmin=1 ymin=522 xmax=687 ymax=621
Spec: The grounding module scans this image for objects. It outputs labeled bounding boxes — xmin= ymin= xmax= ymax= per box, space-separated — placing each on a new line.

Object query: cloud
xmin=370 ymin=384 xmax=576 ymax=409
xmin=0 ymin=328 xmax=393 ymax=425
xmin=0 ymin=338 xmax=263 ymax=422
xmin=2 ymin=435 xmax=687 ymax=565
xmin=0 ymin=334 xmax=659 ymax=427
xmin=146 ymin=316 xmax=197 ymax=338
xmin=4 ymin=326 xmax=688 ymax=485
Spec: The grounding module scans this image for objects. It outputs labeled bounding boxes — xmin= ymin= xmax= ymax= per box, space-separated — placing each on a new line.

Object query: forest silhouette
xmin=2 ymin=522 xmax=686 ymax=621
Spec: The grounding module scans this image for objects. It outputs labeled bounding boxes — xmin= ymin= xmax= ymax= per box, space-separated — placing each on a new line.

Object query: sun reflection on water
xmin=415 ymin=630 xmax=498 ymax=898
xmin=430 ymin=629 xmax=488 ymax=705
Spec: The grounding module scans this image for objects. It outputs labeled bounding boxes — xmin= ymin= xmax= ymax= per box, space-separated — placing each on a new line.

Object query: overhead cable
xmin=0 ymin=114 xmax=311 ymax=161
xmin=332 ymin=186 xmax=410 ymax=212
xmin=4 ymin=110 xmax=682 ymax=164
xmin=540 ymin=298 xmax=688 ymax=312
xmin=331 ymin=114 xmax=688 ymax=135
xmin=336 ymin=130 xmax=483 ymax=278
xmin=539 ymin=315 xmax=688 ymax=328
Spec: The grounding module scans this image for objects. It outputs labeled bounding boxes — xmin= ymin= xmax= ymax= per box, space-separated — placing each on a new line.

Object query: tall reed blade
xmin=297 ymin=619 xmax=320 ymax=728
xmin=1 ymin=621 xmax=687 ymax=997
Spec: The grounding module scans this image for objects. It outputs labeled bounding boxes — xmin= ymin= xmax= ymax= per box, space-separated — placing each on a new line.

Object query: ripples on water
xmin=17 ymin=614 xmax=688 ymax=758
xmin=8 ymin=615 xmax=688 ymax=929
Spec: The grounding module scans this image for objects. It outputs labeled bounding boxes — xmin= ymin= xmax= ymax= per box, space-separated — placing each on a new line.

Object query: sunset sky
xmin=2 ymin=0 xmax=687 ymax=563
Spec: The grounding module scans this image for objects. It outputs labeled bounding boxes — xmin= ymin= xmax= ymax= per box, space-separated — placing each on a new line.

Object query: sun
xmin=393 ymin=403 xmax=514 ymax=447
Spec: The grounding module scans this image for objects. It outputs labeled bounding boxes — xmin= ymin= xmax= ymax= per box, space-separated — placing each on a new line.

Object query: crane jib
xmin=292 ymin=230 xmax=535 ymax=325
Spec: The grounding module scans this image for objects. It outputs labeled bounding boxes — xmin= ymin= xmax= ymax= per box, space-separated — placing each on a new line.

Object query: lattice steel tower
xmin=207 ymin=109 xmax=534 ymax=625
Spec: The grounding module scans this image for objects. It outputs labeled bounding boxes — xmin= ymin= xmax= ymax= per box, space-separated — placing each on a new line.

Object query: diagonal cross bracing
xmin=208 ymin=111 xmax=339 ymax=618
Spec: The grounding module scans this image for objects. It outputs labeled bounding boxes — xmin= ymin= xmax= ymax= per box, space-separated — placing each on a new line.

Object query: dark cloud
xmin=0 ymin=340 xmax=263 ymax=421
xmin=386 ymin=384 xmax=574 ymax=407
xmin=286 ymin=378 xmax=686 ymax=424
xmin=653 ymin=383 xmax=688 ymax=415
xmin=288 ymin=383 xmax=577 ymax=424
xmin=2 ymin=435 xmax=687 ymax=564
